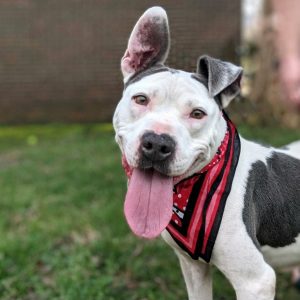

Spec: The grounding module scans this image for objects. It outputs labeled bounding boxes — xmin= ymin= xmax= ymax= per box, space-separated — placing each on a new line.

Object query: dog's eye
xmin=132 ymin=94 xmax=149 ymax=106
xmin=190 ymin=109 xmax=206 ymax=119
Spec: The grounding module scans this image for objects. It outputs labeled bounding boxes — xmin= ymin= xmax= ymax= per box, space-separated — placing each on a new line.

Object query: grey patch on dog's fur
xmin=243 ymin=151 xmax=300 ymax=248
xmin=191 ymin=73 xmax=208 ymax=89
xmin=124 ymin=65 xmax=176 ymax=89
xmin=197 ymin=55 xmax=243 ymax=97
xmin=197 ymin=55 xmax=243 ymax=108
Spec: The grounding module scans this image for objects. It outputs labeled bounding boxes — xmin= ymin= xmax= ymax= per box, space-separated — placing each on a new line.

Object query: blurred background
xmin=0 ymin=0 xmax=299 ymax=127
xmin=0 ymin=1 xmax=299 ymax=300
xmin=0 ymin=0 xmax=240 ymax=124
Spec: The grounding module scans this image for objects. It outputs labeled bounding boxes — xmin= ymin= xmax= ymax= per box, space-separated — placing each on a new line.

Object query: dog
xmin=113 ymin=7 xmax=300 ymax=300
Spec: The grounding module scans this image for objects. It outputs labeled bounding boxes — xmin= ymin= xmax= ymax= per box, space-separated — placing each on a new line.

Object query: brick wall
xmin=0 ymin=0 xmax=240 ymax=123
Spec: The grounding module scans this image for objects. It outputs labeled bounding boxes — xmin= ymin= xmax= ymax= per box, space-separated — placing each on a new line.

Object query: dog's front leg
xmin=212 ymin=228 xmax=276 ymax=300
xmin=175 ymin=251 xmax=212 ymax=300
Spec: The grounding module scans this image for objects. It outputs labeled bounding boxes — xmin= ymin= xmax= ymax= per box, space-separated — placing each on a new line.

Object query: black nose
xmin=141 ymin=132 xmax=176 ymax=162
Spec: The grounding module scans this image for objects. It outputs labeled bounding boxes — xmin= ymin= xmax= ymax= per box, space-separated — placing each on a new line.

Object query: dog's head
xmin=113 ymin=7 xmax=243 ymax=239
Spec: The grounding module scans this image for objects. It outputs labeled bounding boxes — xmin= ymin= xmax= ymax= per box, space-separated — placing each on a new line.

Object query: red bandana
xmin=122 ymin=115 xmax=240 ymax=262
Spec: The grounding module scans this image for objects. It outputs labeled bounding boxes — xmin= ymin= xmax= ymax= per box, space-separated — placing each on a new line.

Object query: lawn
xmin=0 ymin=122 xmax=299 ymax=300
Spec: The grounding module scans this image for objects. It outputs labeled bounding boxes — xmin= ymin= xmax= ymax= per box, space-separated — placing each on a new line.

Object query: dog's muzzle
xmin=139 ymin=131 xmax=176 ymax=173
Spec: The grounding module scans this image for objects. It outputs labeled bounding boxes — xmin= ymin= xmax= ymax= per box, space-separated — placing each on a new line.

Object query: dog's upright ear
xmin=121 ymin=7 xmax=170 ymax=80
xmin=197 ymin=55 xmax=243 ymax=108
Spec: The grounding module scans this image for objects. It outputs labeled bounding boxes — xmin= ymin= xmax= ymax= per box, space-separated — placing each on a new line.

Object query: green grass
xmin=0 ymin=123 xmax=299 ymax=300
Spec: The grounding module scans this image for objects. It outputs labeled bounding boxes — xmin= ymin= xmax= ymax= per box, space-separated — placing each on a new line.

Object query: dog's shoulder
xmin=241 ymin=140 xmax=300 ymax=249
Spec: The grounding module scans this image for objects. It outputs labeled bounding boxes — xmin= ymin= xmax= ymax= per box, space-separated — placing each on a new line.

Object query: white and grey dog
xmin=113 ymin=7 xmax=300 ymax=300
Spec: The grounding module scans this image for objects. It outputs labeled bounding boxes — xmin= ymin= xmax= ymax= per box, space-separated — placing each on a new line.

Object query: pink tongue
xmin=124 ymin=168 xmax=173 ymax=239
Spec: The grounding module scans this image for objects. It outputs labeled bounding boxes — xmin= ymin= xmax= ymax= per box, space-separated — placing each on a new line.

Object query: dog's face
xmin=113 ymin=7 xmax=242 ymax=178
xmin=115 ymin=70 xmax=221 ymax=177
xmin=113 ymin=7 xmax=243 ymax=238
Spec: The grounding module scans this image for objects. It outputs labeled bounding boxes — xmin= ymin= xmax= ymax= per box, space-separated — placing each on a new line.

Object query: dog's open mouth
xmin=124 ymin=167 xmax=173 ymax=239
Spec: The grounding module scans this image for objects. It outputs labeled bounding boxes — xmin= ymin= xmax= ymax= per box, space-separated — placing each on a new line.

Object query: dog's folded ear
xmin=121 ymin=7 xmax=170 ymax=80
xmin=197 ymin=55 xmax=243 ymax=108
